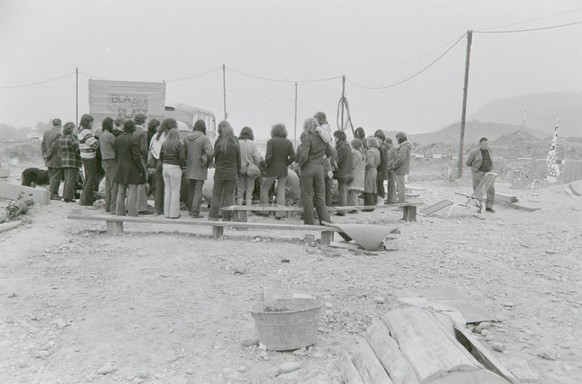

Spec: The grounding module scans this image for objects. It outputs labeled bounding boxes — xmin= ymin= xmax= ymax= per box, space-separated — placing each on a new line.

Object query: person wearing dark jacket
xmin=115 ymin=120 xmax=146 ymax=216
xmin=184 ymin=119 xmax=214 ymax=218
xmin=160 ymin=124 xmax=186 ymax=219
xmin=99 ymin=117 xmax=118 ymax=213
xmin=385 ymin=138 xmax=398 ymax=204
xmin=41 ymin=118 xmax=63 ymax=200
xmin=465 ymin=137 xmax=495 ymax=212
xmin=58 ymin=122 xmax=81 ymax=203
xmin=374 ymin=130 xmax=389 ymax=202
xmin=298 ymin=117 xmax=333 ymax=225
xmin=333 ymin=130 xmax=352 ymax=215
xmin=208 ymin=121 xmax=241 ymax=221
xmin=260 ymin=123 xmax=295 ymax=219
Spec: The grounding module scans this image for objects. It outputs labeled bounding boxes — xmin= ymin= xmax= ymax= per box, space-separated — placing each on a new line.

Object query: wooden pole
xmin=222 ymin=64 xmax=227 ymax=121
xmin=294 ymin=82 xmax=298 ymax=147
xmin=457 ymin=30 xmax=472 ymax=178
xmin=341 ymin=75 xmax=346 ymax=130
xmin=75 ymin=67 xmax=79 ymax=126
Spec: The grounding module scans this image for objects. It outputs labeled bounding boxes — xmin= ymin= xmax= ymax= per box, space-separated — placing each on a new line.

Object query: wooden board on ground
xmin=419 ymin=200 xmax=454 ymax=216
xmin=339 ymin=350 xmax=365 ymax=384
xmin=352 ymin=337 xmax=394 ymax=384
xmin=495 ymin=193 xmax=519 ymax=204
xmin=0 ymin=181 xmax=49 ymax=206
xmin=508 ymin=203 xmax=540 ymax=212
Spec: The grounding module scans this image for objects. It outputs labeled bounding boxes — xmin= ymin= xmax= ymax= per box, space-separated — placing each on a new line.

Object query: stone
xmin=97 ymin=363 xmax=117 ymax=375
xmin=8 ymin=293 xmax=16 ymax=298
xmin=233 ymin=264 xmax=247 ymax=275
xmin=490 ymin=342 xmax=506 ymax=352
xmin=52 ymin=318 xmax=67 ymax=329
xmin=476 ymin=321 xmax=492 ymax=331
xmin=136 ymin=371 xmax=149 ymax=379
xmin=260 ymin=351 xmax=269 ymax=360
xmin=374 ymin=296 xmax=385 ymax=304
xmin=238 ymin=366 xmax=247 ymax=373
xmin=185 ymin=368 xmax=194 ymax=375
xmin=537 ymin=350 xmax=558 ymax=360
xmin=276 ymin=362 xmax=301 ymax=376
xmin=241 ymin=337 xmax=259 ymax=347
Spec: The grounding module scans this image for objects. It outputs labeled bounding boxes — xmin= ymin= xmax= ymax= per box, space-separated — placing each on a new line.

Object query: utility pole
xmin=75 ymin=67 xmax=79 ymax=126
xmin=294 ymin=82 xmax=298 ymax=147
xmin=341 ymin=75 xmax=346 ymax=129
xmin=457 ymin=30 xmax=472 ymax=178
xmin=222 ymin=64 xmax=227 ymax=121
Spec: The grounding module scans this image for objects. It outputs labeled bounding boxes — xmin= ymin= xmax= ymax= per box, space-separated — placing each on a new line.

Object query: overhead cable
xmin=475 ymin=20 xmax=582 ymax=34
xmin=348 ymin=32 xmax=467 ymax=90
xmin=478 ymin=6 xmax=582 ymax=31
xmin=0 ymin=72 xmax=75 ymax=89
xmin=165 ymin=66 xmax=223 ymax=83
xmin=228 ymin=66 xmax=342 ymax=84
xmin=79 ymin=71 xmax=108 ymax=80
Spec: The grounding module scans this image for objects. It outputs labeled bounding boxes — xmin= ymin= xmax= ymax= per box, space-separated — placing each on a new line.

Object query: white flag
xmin=546 ymin=118 xmax=560 ymax=183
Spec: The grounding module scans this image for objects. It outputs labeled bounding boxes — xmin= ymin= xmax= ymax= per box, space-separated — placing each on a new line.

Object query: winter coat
xmin=238 ymin=139 xmax=261 ymax=175
xmin=213 ymin=136 xmax=241 ymax=181
xmin=392 ymin=141 xmax=412 ymax=175
xmin=160 ymin=140 xmax=186 ymax=167
xmin=378 ymin=142 xmax=390 ymax=180
xmin=99 ymin=130 xmax=116 ymax=161
xmin=334 ymin=140 xmax=352 ymax=181
xmin=114 ymin=132 xmax=145 ymax=185
xmin=466 ymin=147 xmax=494 ymax=174
xmin=348 ymin=149 xmax=365 ymax=191
xmin=184 ymin=131 xmax=214 ymax=180
xmin=58 ymin=134 xmax=81 ymax=169
xmin=265 ymin=137 xmax=295 ymax=178
xmin=41 ymin=127 xmax=62 ymax=168
xmin=298 ymin=132 xmax=334 ymax=170
xmin=364 ymin=147 xmax=381 ymax=193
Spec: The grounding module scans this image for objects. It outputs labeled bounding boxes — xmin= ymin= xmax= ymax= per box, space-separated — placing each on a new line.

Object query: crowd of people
xmin=40 ymin=111 xmax=414 ymax=224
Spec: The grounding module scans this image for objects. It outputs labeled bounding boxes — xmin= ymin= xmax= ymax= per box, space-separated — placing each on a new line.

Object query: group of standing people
xmin=41 ymin=111 xmax=413 ymax=225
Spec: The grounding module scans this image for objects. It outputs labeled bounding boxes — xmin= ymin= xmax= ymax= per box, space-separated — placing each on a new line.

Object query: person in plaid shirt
xmin=58 ymin=122 xmax=82 ymax=203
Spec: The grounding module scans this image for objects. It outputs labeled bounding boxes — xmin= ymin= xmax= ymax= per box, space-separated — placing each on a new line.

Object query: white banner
xmin=546 ymin=118 xmax=560 ymax=183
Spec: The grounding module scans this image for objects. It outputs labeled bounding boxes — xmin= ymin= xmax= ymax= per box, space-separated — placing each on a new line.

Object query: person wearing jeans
xmin=159 ymin=124 xmax=185 ymax=219
xmin=41 ymin=118 xmax=63 ymax=200
xmin=184 ymin=119 xmax=214 ymax=218
xmin=77 ymin=114 xmax=99 ymax=206
xmin=99 ymin=117 xmax=118 ymax=213
xmin=58 ymin=122 xmax=81 ymax=203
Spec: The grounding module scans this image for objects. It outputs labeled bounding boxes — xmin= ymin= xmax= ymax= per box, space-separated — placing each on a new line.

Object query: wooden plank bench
xmin=67 ymin=213 xmax=337 ymax=245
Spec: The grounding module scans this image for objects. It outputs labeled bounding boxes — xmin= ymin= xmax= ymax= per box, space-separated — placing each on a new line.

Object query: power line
xmin=228 ymin=66 xmax=342 ymax=84
xmin=79 ymin=71 xmax=109 ymax=80
xmin=478 ymin=6 xmax=582 ymax=31
xmin=348 ymin=32 xmax=467 ymax=90
xmin=165 ymin=66 xmax=223 ymax=83
xmin=0 ymin=72 xmax=75 ymax=89
xmin=475 ymin=20 xmax=582 ymax=34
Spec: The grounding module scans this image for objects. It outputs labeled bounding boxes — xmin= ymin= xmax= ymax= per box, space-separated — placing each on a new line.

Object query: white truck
xmin=88 ymin=79 xmax=216 ymax=138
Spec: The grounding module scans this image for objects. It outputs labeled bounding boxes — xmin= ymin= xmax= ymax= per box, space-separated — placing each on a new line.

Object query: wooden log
xmin=352 ymin=337 xmax=394 ymax=384
xmin=0 ymin=220 xmax=22 ymax=234
xmin=453 ymin=324 xmax=520 ymax=384
xmin=495 ymin=193 xmax=518 ymax=204
xmin=339 ymin=350 xmax=365 ymax=384
xmin=0 ymin=181 xmax=49 ymax=206
xmin=365 ymin=319 xmax=420 ymax=384
xmin=508 ymin=203 xmax=540 ymax=212
xmin=382 ymin=308 xmax=479 ymax=383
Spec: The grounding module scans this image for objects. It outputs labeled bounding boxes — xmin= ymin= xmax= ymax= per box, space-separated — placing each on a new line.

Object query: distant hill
xmin=469 ymin=92 xmax=582 ymax=137
xmin=385 ymin=122 xmax=546 ymax=146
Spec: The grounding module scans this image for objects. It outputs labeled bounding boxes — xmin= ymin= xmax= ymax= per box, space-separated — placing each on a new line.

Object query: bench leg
xmin=320 ymin=231 xmax=334 ymax=246
xmin=106 ymin=221 xmax=123 ymax=235
xmin=212 ymin=226 xmax=224 ymax=239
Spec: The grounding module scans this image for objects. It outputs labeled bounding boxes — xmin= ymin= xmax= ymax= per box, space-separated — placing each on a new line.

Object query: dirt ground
xmin=0 ymin=176 xmax=581 ymax=384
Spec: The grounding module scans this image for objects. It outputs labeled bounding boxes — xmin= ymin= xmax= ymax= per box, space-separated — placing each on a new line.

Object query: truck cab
xmin=165 ymin=103 xmax=217 ymax=143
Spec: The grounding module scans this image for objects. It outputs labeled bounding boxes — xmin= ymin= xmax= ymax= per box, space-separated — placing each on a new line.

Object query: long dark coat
xmin=265 ymin=137 xmax=295 ymax=178
xmin=114 ymin=132 xmax=145 ymax=185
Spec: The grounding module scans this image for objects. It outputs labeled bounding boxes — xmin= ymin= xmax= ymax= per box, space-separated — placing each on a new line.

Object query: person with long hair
xmin=333 ymin=130 xmax=352 ymax=215
xmin=260 ymin=123 xmax=295 ymax=218
xmin=149 ymin=119 xmax=171 ymax=215
xmin=100 ymin=117 xmax=118 ymax=213
xmin=146 ymin=118 xmax=161 ymax=148
xmin=297 ymin=117 xmax=333 ymax=225
xmin=184 ymin=119 xmax=214 ymax=218
xmin=160 ymin=123 xmax=186 ymax=219
xmin=78 ymin=114 xmax=99 ymax=206
xmin=208 ymin=121 xmax=240 ymax=221
xmin=347 ymin=139 xmax=365 ymax=210
xmin=58 ymin=122 xmax=82 ymax=203
xmin=115 ymin=120 xmax=146 ymax=216
xmin=363 ymin=136 xmax=381 ymax=211
xmin=237 ymin=126 xmax=262 ymax=207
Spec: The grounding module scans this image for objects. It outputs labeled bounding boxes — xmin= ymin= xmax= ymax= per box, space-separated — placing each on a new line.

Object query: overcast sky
xmin=1 ymin=0 xmax=581 ymax=139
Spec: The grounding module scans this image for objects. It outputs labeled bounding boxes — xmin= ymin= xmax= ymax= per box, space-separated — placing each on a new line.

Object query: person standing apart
xmin=237 ymin=127 xmax=262 ymax=207
xmin=184 ymin=119 xmax=214 ymax=218
xmin=332 ymin=130 xmax=352 ymax=216
xmin=99 ymin=117 xmax=118 ymax=213
xmin=160 ymin=125 xmax=186 ymax=219
xmin=78 ymin=114 xmax=99 ymax=206
xmin=298 ymin=117 xmax=333 ymax=225
xmin=261 ymin=123 xmax=295 ymax=219
xmin=115 ymin=120 xmax=146 ymax=216
xmin=133 ymin=113 xmax=150 ymax=214
xmin=41 ymin=118 xmax=63 ymax=200
xmin=58 ymin=122 xmax=81 ymax=203
xmin=347 ymin=139 xmax=365 ymax=210
xmin=391 ymin=131 xmax=412 ymax=203
xmin=208 ymin=121 xmax=240 ymax=221
xmin=363 ymin=137 xmax=381 ymax=210
xmin=465 ymin=137 xmax=495 ymax=212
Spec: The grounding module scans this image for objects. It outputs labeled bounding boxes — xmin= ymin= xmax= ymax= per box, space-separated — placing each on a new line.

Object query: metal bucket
xmin=250 ymin=298 xmax=323 ymax=351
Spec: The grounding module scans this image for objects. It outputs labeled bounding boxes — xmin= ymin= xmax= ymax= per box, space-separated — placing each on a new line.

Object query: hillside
xmin=469 ymin=92 xmax=582 ymax=137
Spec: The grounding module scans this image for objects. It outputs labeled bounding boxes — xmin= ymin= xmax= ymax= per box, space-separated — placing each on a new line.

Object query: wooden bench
xmin=67 ymin=213 xmax=337 ymax=245
xmin=222 ymin=204 xmax=398 ymax=222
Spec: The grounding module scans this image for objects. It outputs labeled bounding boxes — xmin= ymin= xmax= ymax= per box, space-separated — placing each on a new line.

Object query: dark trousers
xmin=188 ymin=179 xmax=205 ymax=216
xmin=300 ymin=162 xmax=330 ymax=225
xmin=209 ymin=178 xmax=236 ymax=220
xmin=377 ymin=176 xmax=386 ymax=198
xmin=48 ymin=167 xmax=63 ymax=197
xmin=62 ymin=167 xmax=78 ymax=201
xmin=154 ymin=159 xmax=164 ymax=214
xmin=337 ymin=179 xmax=348 ymax=207
xmin=473 ymin=170 xmax=495 ymax=209
xmin=80 ymin=158 xmax=97 ymax=206
xmin=102 ymin=159 xmax=118 ymax=213
xmin=324 ymin=177 xmax=333 ymax=207
xmin=386 ymin=171 xmax=396 ymax=203
xmin=362 ymin=192 xmax=376 ymax=212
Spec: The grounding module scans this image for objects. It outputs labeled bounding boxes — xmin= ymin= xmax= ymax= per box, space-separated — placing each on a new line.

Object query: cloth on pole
xmin=546 ymin=118 xmax=560 ymax=183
